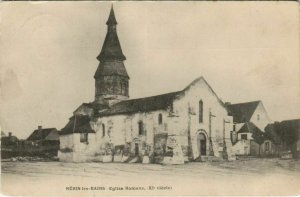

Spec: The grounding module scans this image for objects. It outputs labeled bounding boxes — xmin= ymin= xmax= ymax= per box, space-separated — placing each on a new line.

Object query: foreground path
xmin=1 ymin=158 xmax=300 ymax=196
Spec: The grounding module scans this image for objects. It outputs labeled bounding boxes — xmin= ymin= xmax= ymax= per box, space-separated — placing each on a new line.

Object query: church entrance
xmin=197 ymin=133 xmax=207 ymax=156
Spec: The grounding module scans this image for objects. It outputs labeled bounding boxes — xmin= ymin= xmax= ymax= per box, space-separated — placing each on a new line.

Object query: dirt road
xmin=1 ymin=158 xmax=300 ymax=196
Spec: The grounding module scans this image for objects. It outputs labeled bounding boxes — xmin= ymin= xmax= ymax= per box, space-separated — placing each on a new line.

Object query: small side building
xmin=227 ymin=101 xmax=273 ymax=156
xmin=58 ymin=115 xmax=96 ymax=162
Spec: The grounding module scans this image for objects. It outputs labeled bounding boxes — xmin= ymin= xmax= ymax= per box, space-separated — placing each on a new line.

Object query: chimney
xmin=8 ymin=132 xmax=12 ymax=137
xmin=38 ymin=126 xmax=42 ymax=131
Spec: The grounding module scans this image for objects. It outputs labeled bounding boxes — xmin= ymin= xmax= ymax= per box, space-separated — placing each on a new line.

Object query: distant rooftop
xmin=227 ymin=101 xmax=261 ymax=123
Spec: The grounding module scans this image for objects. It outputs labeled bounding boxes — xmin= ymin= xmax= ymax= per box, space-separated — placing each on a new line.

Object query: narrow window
xmin=233 ymin=124 xmax=236 ymax=131
xmin=138 ymin=121 xmax=144 ymax=135
xmin=257 ymin=114 xmax=260 ymax=121
xmin=169 ymin=102 xmax=174 ymax=113
xmin=80 ymin=133 xmax=88 ymax=143
xmin=125 ymin=82 xmax=128 ymax=96
xmin=102 ymin=124 xmax=105 ymax=137
xmin=158 ymin=113 xmax=163 ymax=125
xmin=199 ymin=100 xmax=203 ymax=123
xmin=120 ymin=83 xmax=124 ymax=94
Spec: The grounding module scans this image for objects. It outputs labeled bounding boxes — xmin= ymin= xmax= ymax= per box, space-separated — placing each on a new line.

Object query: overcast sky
xmin=0 ymin=1 xmax=299 ymax=138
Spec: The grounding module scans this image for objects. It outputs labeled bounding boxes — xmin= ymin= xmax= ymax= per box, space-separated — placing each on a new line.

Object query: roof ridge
xmin=229 ymin=100 xmax=261 ymax=106
xmin=116 ymin=91 xmax=182 ymax=104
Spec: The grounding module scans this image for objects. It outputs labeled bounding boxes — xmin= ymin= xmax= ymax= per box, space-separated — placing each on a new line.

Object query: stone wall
xmin=95 ymin=75 xmax=129 ymax=97
xmin=59 ymin=133 xmax=98 ymax=162
xmin=59 ymin=77 xmax=236 ymax=163
xmin=169 ymin=78 xmax=234 ymax=160
xmin=232 ymin=140 xmax=251 ymax=155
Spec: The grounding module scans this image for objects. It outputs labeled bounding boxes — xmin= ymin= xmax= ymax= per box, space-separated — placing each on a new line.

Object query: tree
xmin=265 ymin=120 xmax=300 ymax=158
xmin=264 ymin=122 xmax=283 ymax=155
xmin=281 ymin=121 xmax=299 ymax=158
xmin=252 ymin=128 xmax=265 ymax=156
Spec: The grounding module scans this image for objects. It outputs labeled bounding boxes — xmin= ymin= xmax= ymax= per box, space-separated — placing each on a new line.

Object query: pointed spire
xmin=106 ymin=4 xmax=117 ymax=25
xmin=97 ymin=5 xmax=126 ymax=62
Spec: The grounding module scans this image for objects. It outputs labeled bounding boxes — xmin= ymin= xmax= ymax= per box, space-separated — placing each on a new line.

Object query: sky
xmin=0 ymin=1 xmax=299 ymax=139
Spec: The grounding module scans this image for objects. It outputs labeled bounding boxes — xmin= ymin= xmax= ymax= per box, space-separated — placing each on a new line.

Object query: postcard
xmin=0 ymin=1 xmax=299 ymax=196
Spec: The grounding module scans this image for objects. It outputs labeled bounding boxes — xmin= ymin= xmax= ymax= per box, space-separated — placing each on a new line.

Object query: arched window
xmin=121 ymin=83 xmax=124 ymax=94
xmin=102 ymin=124 xmax=105 ymax=137
xmin=138 ymin=121 xmax=144 ymax=135
xmin=158 ymin=113 xmax=163 ymax=125
xmin=125 ymin=84 xmax=128 ymax=96
xmin=199 ymin=100 xmax=203 ymax=123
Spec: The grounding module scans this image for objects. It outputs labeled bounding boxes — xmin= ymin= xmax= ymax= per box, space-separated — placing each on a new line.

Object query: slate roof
xmin=238 ymin=122 xmax=262 ymax=134
xmin=106 ymin=5 xmax=117 ymax=25
xmin=98 ymin=91 xmax=181 ymax=117
xmin=97 ymin=7 xmax=126 ymax=62
xmin=227 ymin=101 xmax=260 ymax=123
xmin=27 ymin=128 xmax=58 ymax=141
xmin=60 ymin=115 xmax=95 ymax=135
xmin=81 ymin=102 xmax=108 ymax=111
xmin=94 ymin=61 xmax=129 ymax=78
xmin=96 ymin=77 xmax=229 ymax=117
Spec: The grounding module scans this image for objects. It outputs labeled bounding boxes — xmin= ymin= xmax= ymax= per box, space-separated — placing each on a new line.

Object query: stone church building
xmin=58 ymin=6 xmax=238 ymax=163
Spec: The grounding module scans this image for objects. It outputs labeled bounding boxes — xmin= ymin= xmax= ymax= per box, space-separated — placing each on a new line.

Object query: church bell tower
xmin=94 ymin=5 xmax=129 ymax=106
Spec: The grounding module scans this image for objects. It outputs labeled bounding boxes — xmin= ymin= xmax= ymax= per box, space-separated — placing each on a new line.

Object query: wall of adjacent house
xmin=250 ymin=102 xmax=271 ymax=131
xmin=169 ymin=78 xmax=235 ymax=160
xmin=59 ymin=133 xmax=97 ymax=162
xmin=232 ymin=140 xmax=251 ymax=155
xmin=59 ymin=134 xmax=74 ymax=150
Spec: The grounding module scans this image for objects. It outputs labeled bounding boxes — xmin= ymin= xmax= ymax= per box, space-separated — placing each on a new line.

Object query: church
xmin=58 ymin=6 xmax=241 ymax=163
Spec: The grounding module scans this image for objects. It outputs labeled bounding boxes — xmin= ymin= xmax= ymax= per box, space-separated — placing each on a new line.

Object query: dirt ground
xmin=1 ymin=158 xmax=300 ymax=196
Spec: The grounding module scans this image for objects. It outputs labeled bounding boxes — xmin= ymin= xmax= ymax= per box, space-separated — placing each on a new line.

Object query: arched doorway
xmin=197 ymin=133 xmax=207 ymax=156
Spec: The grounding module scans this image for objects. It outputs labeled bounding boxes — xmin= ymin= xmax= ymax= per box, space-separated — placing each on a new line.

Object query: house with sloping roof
xmin=227 ymin=100 xmax=271 ymax=132
xmin=26 ymin=126 xmax=59 ymax=156
xmin=227 ymin=101 xmax=272 ymax=156
xmin=27 ymin=126 xmax=59 ymax=142
xmin=58 ymin=6 xmax=237 ymax=163
xmin=1 ymin=132 xmax=18 ymax=147
xmin=1 ymin=132 xmax=20 ymax=159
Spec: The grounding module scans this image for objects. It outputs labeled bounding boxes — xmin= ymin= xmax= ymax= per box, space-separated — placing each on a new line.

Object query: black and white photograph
xmin=0 ymin=1 xmax=299 ymax=196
